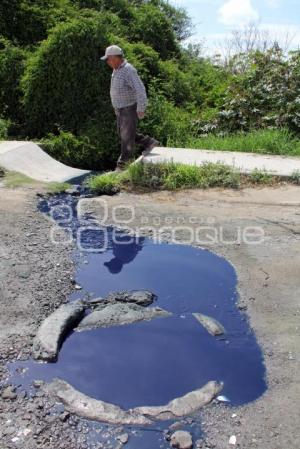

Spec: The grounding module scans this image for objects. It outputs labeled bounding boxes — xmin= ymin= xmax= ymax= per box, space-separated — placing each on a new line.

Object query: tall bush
xmin=0 ymin=0 xmax=73 ymax=46
xmin=0 ymin=38 xmax=27 ymax=123
xmin=140 ymin=85 xmax=192 ymax=146
xmin=21 ymin=13 xmax=121 ymax=168
xmin=217 ymin=47 xmax=300 ymax=133
xmin=129 ymin=3 xmax=179 ymax=60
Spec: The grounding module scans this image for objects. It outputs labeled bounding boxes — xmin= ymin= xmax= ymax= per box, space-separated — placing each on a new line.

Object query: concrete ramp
xmin=0 ymin=141 xmax=90 ymax=183
xmin=142 ymin=147 xmax=300 ymax=177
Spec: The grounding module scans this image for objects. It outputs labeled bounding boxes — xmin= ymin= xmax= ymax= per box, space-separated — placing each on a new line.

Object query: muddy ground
xmin=0 ymin=181 xmax=300 ymax=449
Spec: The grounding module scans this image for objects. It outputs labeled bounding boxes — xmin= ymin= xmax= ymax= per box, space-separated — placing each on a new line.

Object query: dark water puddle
xmin=10 ymin=314 xmax=265 ymax=407
xmin=8 ymin=193 xmax=266 ymax=446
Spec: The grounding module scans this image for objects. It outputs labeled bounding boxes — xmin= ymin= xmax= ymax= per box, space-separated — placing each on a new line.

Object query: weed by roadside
xmin=46 ymin=182 xmax=72 ymax=194
xmin=86 ymin=171 xmax=128 ymax=195
xmin=87 ymin=161 xmax=242 ymax=194
xmin=291 ymin=170 xmax=300 ymax=185
xmin=3 ymin=171 xmax=37 ymax=188
xmin=248 ymin=169 xmax=275 ymax=185
xmin=187 ymin=128 xmax=300 ymax=157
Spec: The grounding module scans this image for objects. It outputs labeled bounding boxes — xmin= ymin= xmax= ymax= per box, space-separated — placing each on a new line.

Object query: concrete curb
xmin=0 ymin=141 xmax=90 ymax=183
xmin=142 ymin=147 xmax=300 ymax=177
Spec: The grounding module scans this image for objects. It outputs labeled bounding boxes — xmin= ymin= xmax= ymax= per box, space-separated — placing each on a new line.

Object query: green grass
xmin=87 ymin=162 xmax=241 ymax=193
xmin=291 ymin=170 xmax=300 ymax=185
xmin=248 ymin=169 xmax=274 ymax=185
xmin=0 ymin=118 xmax=11 ymax=140
xmin=4 ymin=171 xmax=38 ymax=188
xmin=1 ymin=169 xmax=72 ymax=191
xmin=86 ymin=171 xmax=128 ymax=195
xmin=187 ymin=128 xmax=300 ymax=156
xmin=46 ymin=182 xmax=72 ymax=193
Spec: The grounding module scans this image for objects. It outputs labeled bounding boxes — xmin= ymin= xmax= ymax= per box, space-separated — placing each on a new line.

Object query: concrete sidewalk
xmin=0 ymin=141 xmax=90 ymax=183
xmin=142 ymin=147 xmax=300 ymax=177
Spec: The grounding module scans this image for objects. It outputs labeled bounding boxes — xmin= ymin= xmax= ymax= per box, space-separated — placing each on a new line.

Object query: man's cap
xmin=101 ymin=45 xmax=124 ymax=61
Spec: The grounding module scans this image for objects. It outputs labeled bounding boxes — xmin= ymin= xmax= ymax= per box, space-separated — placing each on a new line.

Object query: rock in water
xmin=106 ymin=290 xmax=157 ymax=307
xmin=76 ymin=302 xmax=171 ymax=331
xmin=117 ymin=433 xmax=129 ymax=444
xmin=192 ymin=313 xmax=225 ymax=336
xmin=32 ymin=300 xmax=86 ymax=361
xmin=46 ymin=379 xmax=152 ymax=426
xmin=133 ymin=381 xmax=223 ymax=420
xmin=170 ymin=431 xmax=193 ymax=449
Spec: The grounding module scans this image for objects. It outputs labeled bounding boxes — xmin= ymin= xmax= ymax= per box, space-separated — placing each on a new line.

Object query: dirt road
xmin=0 ymin=183 xmax=299 ymax=448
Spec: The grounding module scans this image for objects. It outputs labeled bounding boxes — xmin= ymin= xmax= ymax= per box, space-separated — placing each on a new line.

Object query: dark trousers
xmin=115 ymin=103 xmax=153 ymax=168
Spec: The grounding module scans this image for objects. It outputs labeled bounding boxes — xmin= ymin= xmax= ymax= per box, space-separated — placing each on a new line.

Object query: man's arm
xmin=126 ymin=65 xmax=148 ymax=116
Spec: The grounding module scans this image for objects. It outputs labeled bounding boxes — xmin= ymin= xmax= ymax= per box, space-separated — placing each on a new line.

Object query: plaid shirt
xmin=110 ymin=60 xmax=148 ymax=112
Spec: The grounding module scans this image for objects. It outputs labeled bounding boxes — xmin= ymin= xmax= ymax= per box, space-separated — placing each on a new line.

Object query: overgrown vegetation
xmin=1 ymin=1 xmax=300 ymax=169
xmin=188 ymin=128 xmax=300 ymax=156
xmin=291 ymin=170 xmax=300 ymax=185
xmin=87 ymin=161 xmax=284 ymax=194
xmin=46 ymin=181 xmax=72 ymax=193
xmin=0 ymin=118 xmax=11 ymax=139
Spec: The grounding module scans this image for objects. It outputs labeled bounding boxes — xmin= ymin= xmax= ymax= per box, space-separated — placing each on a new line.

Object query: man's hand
xmin=137 ymin=111 xmax=145 ymax=119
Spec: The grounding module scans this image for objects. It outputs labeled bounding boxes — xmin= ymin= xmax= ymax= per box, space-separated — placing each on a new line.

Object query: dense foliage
xmin=1 ymin=0 xmax=300 ymax=169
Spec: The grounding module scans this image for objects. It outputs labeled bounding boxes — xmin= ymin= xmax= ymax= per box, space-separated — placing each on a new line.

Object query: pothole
xmin=7 ymin=192 xmax=267 ymax=447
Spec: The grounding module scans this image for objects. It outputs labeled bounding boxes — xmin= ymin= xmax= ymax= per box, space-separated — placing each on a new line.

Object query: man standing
xmin=101 ymin=45 xmax=160 ymax=171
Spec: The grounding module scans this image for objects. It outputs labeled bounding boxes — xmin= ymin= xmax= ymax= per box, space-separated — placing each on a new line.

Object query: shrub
xmin=291 ymin=170 xmax=300 ymax=185
xmin=46 ymin=182 xmax=72 ymax=193
xmin=41 ymin=126 xmax=119 ymax=170
xmin=87 ymin=171 xmax=123 ymax=194
xmin=129 ymin=3 xmax=179 ymax=60
xmin=0 ymin=118 xmax=11 ymax=139
xmin=77 ymin=116 xmax=119 ymax=168
xmin=248 ymin=169 xmax=274 ymax=185
xmin=210 ymin=47 xmax=300 ymax=134
xmin=156 ymin=60 xmax=194 ymax=107
xmin=21 ymin=14 xmax=118 ymax=138
xmin=0 ymin=0 xmax=46 ymax=45
xmin=126 ymin=161 xmax=240 ymax=190
xmin=0 ymin=38 xmax=27 ymax=123
xmin=140 ymin=85 xmax=192 ymax=146
xmin=41 ymin=131 xmax=96 ymax=169
xmin=187 ymin=128 xmax=300 ymax=157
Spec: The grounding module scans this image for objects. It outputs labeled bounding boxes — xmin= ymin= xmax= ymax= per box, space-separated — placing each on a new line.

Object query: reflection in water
xmin=8 ymin=194 xmax=268 ymax=447
xmin=104 ymin=234 xmax=145 ymax=274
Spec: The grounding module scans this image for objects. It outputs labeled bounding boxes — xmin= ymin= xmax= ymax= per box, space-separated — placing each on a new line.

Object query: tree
xmin=129 ymin=3 xmax=179 ymax=59
xmin=0 ymin=38 xmax=27 ymax=122
xmin=21 ymin=13 xmax=122 ymax=167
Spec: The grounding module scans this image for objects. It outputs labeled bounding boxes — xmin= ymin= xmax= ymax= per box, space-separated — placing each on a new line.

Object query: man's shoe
xmin=142 ymin=139 xmax=161 ymax=156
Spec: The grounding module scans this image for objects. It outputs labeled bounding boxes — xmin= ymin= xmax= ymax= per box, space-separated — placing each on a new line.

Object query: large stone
xmin=170 ymin=431 xmax=193 ymax=449
xmin=106 ymin=290 xmax=157 ymax=307
xmin=133 ymin=381 xmax=223 ymax=420
xmin=32 ymin=300 xmax=86 ymax=361
xmin=1 ymin=386 xmax=17 ymax=400
xmin=192 ymin=313 xmax=225 ymax=336
xmin=46 ymin=379 xmax=152 ymax=426
xmin=77 ymin=302 xmax=171 ymax=331
xmin=117 ymin=433 xmax=129 ymax=444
